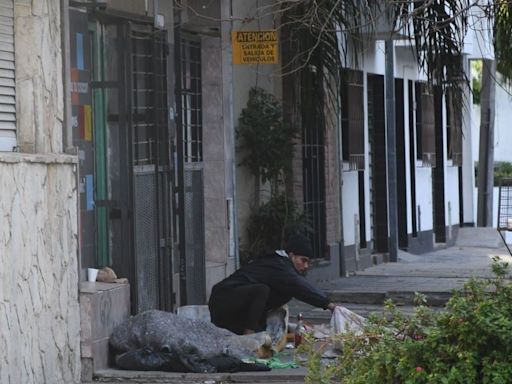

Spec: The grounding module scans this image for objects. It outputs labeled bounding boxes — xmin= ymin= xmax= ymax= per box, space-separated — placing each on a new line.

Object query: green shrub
xmin=237 ymin=86 xmax=298 ymax=196
xmin=237 ymin=87 xmax=308 ymax=264
xmin=475 ymin=161 xmax=512 ymax=187
xmin=494 ymin=162 xmax=512 ymax=186
xmin=299 ymin=257 xmax=512 ymax=383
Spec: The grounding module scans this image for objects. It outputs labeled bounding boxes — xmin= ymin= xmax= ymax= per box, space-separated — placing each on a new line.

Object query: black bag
xmin=115 ymin=345 xmax=189 ymax=372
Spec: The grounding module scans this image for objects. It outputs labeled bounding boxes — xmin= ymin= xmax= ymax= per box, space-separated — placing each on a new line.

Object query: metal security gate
xmin=128 ymin=22 xmax=174 ymax=313
xmin=301 ymin=61 xmax=326 ymax=259
xmin=134 ymin=168 xmax=159 ymax=310
xmin=497 ymin=178 xmax=512 ymax=256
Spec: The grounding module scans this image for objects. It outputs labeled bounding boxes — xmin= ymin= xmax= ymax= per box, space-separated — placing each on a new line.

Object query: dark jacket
xmin=214 ymin=251 xmax=330 ymax=311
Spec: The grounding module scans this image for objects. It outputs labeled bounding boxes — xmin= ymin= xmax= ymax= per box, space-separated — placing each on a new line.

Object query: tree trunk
xmin=477 ymin=59 xmax=496 ymax=227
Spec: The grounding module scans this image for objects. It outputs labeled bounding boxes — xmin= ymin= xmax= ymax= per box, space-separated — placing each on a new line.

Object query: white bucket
xmin=177 ymin=305 xmax=211 ymax=322
xmin=87 ymin=268 xmax=99 ymax=282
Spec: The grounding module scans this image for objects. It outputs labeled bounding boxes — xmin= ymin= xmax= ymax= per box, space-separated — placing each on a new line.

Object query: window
xmin=179 ymin=35 xmax=202 ymax=163
xmin=0 ymin=0 xmax=15 ymax=151
xmin=341 ymin=69 xmax=364 ymax=170
xmin=415 ymin=82 xmax=435 ymax=166
xmin=446 ymin=87 xmax=462 ymax=165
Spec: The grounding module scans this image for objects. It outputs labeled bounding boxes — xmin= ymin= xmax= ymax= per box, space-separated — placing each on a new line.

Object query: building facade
xmin=230 ymin=2 xmax=491 ymax=280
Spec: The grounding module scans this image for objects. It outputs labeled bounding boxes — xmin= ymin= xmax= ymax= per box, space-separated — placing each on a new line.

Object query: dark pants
xmin=208 ymin=283 xmax=270 ymax=335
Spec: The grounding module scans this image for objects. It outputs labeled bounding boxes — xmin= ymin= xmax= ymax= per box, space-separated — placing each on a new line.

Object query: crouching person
xmin=208 ymin=233 xmax=336 ymax=335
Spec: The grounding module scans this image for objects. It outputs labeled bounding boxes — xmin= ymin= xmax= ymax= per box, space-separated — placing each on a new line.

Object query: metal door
xmin=395 ymin=79 xmax=408 ymax=249
xmin=88 ymin=12 xmax=174 ymax=313
xmin=301 ymin=60 xmax=326 ymax=259
xmin=432 ymin=86 xmax=446 ymax=243
xmin=174 ymin=31 xmax=206 ymax=305
xmin=127 ymin=21 xmax=174 ymax=312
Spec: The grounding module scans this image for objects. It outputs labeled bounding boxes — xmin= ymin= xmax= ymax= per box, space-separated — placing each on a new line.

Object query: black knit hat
xmin=285 ymin=233 xmax=313 ymax=259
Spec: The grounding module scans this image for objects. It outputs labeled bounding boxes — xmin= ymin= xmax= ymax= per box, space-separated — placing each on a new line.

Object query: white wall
xmin=465 ymin=2 xmax=494 ymax=60
xmin=415 ymin=166 xmax=434 ymax=232
xmin=472 ymin=84 xmax=512 ymax=163
xmin=445 ymin=166 xmax=461 ymax=235
xmin=356 ymin=40 xmax=430 ymax=246
xmin=359 ymin=40 xmax=386 ymax=75
xmin=342 ymin=170 xmax=359 ymax=246
xmin=493 ymin=86 xmax=512 ymax=161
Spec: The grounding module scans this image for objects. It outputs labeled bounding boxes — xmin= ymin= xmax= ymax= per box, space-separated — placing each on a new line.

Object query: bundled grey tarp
xmin=110 ymin=310 xmax=270 ymax=373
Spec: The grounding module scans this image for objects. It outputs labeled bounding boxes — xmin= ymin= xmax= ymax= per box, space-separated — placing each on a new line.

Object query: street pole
xmin=385 ymin=39 xmax=398 ymax=262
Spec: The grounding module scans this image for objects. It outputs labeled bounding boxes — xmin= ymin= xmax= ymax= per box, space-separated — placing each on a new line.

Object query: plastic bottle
xmin=294 ymin=313 xmax=304 ymax=347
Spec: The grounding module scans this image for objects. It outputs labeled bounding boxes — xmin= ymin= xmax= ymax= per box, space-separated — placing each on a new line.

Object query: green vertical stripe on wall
xmin=90 ymin=22 xmax=109 ymax=267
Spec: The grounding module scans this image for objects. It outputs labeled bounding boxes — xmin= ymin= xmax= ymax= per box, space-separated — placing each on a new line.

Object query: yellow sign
xmin=232 ymin=30 xmax=278 ymax=65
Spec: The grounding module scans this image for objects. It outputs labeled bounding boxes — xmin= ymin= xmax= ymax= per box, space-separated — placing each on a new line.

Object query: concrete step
xmin=456 ymin=227 xmax=503 ymax=248
xmin=288 ymin=300 xmax=443 ymax=325
xmin=288 ymin=300 xmax=444 ymax=324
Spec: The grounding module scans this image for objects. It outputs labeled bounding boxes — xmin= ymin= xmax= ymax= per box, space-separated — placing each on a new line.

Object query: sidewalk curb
xmin=90 ymin=368 xmax=307 ymax=384
xmin=328 ymin=290 xmax=452 ymax=306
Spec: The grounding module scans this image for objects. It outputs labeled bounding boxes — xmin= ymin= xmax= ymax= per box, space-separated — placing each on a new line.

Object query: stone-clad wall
xmin=0 ymin=154 xmax=80 ymax=384
xmin=0 ymin=0 xmax=81 ymax=382
xmin=15 ymin=0 xmax=64 ymax=153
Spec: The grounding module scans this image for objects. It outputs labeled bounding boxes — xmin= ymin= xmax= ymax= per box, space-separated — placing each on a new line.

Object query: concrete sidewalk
xmin=290 ymin=227 xmax=512 ymax=323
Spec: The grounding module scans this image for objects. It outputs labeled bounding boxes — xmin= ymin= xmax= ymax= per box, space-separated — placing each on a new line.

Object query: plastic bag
xmin=330 ymin=306 xmax=366 ymax=350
